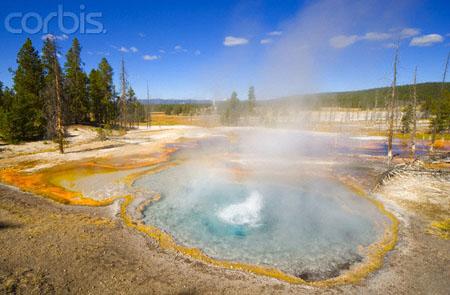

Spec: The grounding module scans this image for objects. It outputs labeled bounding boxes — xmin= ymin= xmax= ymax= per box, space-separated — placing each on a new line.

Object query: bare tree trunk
xmin=442 ymin=52 xmax=450 ymax=143
xmin=430 ymin=51 xmax=450 ymax=152
xmin=54 ymin=57 xmax=64 ymax=154
xmin=119 ymin=57 xmax=128 ymax=129
xmin=388 ymin=47 xmax=399 ymax=166
xmin=440 ymin=52 xmax=449 ymax=143
xmin=410 ymin=66 xmax=418 ymax=159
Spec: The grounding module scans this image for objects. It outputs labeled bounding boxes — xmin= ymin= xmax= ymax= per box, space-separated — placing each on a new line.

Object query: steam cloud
xmin=202 ymin=0 xmax=417 ymax=100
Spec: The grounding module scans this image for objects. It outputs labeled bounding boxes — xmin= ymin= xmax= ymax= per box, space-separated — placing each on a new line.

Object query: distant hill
xmin=139 ymin=99 xmax=212 ymax=105
xmin=268 ymin=82 xmax=450 ymax=110
xmin=139 ymin=82 xmax=449 ymax=111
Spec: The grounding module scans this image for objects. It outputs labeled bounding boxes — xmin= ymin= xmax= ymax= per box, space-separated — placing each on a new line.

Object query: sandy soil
xmin=1 ymin=125 xmax=449 ymax=294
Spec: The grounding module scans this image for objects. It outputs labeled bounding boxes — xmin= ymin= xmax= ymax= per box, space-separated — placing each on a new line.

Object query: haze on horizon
xmin=0 ymin=0 xmax=449 ymax=100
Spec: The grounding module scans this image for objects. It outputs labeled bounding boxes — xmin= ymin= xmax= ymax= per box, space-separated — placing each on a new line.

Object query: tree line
xmin=366 ymin=49 xmax=449 ymax=164
xmin=0 ymin=38 xmax=146 ymax=147
xmin=219 ymin=86 xmax=256 ymax=125
xmin=269 ymin=82 xmax=450 ymax=112
xmin=151 ymin=103 xmax=212 ymax=116
xmin=1 ymin=37 xmax=448 ymax=160
xmin=261 ymin=80 xmax=450 ymax=138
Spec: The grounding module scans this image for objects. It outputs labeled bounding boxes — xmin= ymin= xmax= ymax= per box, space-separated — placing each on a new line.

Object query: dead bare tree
xmin=387 ymin=47 xmax=399 ymax=166
xmin=119 ymin=57 xmax=128 ymax=129
xmin=410 ymin=66 xmax=418 ymax=159
xmin=430 ymin=51 xmax=450 ymax=152
xmin=54 ymin=57 xmax=64 ymax=154
xmin=442 ymin=52 xmax=450 ymax=143
xmin=442 ymin=51 xmax=450 ymax=93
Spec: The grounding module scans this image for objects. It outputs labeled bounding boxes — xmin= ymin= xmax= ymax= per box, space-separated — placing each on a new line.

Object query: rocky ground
xmin=0 ymin=126 xmax=449 ymax=294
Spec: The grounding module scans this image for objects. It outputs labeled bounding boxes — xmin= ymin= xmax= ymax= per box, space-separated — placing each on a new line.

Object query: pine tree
xmin=221 ymin=91 xmax=241 ymax=125
xmin=0 ymin=82 xmax=6 ymax=137
xmin=0 ymin=81 xmax=4 ymax=114
xmin=444 ymin=90 xmax=450 ymax=131
xmin=97 ymin=58 xmax=114 ymax=125
xmin=5 ymin=38 xmax=44 ymax=142
xmin=42 ymin=38 xmax=58 ymax=138
xmin=126 ymin=87 xmax=138 ymax=128
xmin=0 ymin=86 xmax=14 ymax=113
xmin=88 ymin=69 xmax=102 ymax=125
xmin=42 ymin=37 xmax=65 ymax=153
xmin=87 ymin=58 xmax=115 ymax=126
xmin=430 ymin=51 xmax=450 ymax=152
xmin=65 ymin=38 xmax=88 ymax=124
xmin=401 ymin=104 xmax=413 ymax=134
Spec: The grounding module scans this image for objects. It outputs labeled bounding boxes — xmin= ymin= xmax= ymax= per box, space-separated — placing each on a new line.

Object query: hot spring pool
xmin=133 ymin=130 xmax=390 ymax=280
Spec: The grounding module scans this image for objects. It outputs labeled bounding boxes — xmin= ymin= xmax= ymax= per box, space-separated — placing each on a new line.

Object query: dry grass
xmin=428 ymin=219 xmax=450 ymax=240
xmin=151 ymin=113 xmax=193 ymax=125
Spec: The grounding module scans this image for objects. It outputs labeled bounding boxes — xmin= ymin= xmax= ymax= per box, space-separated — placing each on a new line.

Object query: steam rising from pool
xmin=134 ymin=129 xmax=389 ymax=280
xmin=217 ymin=191 xmax=263 ymax=227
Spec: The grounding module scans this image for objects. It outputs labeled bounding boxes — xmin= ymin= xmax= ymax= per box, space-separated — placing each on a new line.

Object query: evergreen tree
xmin=126 ymin=87 xmax=138 ymax=127
xmin=430 ymin=52 xmax=449 ymax=152
xmin=0 ymin=81 xmax=3 ymax=102
xmin=401 ymin=104 xmax=413 ymax=134
xmin=98 ymin=58 xmax=114 ymax=125
xmin=42 ymin=38 xmax=61 ymax=138
xmin=221 ymin=91 xmax=241 ymax=125
xmin=0 ymin=82 xmax=7 ymax=137
xmin=4 ymin=38 xmax=44 ymax=142
xmin=0 ymin=85 xmax=14 ymax=114
xmin=87 ymin=58 xmax=114 ymax=126
xmin=65 ymin=38 xmax=88 ymax=124
xmin=230 ymin=91 xmax=240 ymax=118
xmin=444 ymin=90 xmax=450 ymax=131
xmin=42 ymin=38 xmax=65 ymax=153
xmin=88 ymin=69 xmax=103 ymax=125
xmin=431 ymin=90 xmax=450 ymax=133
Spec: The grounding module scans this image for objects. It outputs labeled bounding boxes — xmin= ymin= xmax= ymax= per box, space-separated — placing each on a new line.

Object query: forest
xmin=0 ymin=38 xmax=145 ymax=147
xmin=270 ymin=82 xmax=450 ymax=111
xmin=1 ymin=37 xmax=449 ymax=153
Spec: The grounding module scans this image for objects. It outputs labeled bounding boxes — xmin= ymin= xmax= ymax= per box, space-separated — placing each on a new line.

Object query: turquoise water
xmin=134 ymin=130 xmax=388 ymax=280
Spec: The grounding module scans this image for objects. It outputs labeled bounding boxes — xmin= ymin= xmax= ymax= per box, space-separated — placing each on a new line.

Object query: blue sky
xmin=0 ymin=0 xmax=449 ymax=100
